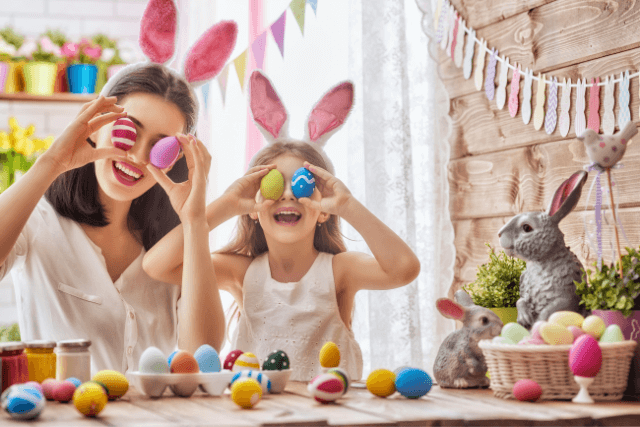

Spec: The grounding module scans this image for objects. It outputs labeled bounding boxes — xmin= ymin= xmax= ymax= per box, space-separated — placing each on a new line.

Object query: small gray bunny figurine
xmin=433 ymin=290 xmax=502 ymax=388
xmin=498 ymin=171 xmax=589 ymax=329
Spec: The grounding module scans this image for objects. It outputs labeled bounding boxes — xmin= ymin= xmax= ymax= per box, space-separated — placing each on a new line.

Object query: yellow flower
xmin=25 ymin=125 xmax=35 ymax=138
xmin=0 ymin=132 xmax=10 ymax=150
xmin=3 ymin=117 xmax=54 ymax=157
xmin=8 ymin=117 xmax=18 ymax=131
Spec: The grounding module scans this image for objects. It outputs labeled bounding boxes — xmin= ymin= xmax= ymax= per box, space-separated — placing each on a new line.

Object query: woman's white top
xmin=0 ymin=197 xmax=180 ymax=375
xmin=231 ymin=251 xmax=363 ymax=381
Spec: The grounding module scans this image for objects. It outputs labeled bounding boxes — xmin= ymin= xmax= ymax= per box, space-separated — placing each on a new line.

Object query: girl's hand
xmin=147 ymin=134 xmax=208 ymax=222
xmin=222 ymin=164 xmax=277 ymax=217
xmin=299 ymin=161 xmax=354 ymax=217
xmin=40 ymin=96 xmax=128 ymax=175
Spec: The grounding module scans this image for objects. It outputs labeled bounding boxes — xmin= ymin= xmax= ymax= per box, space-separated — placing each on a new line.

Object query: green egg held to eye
xmin=260 ymin=169 xmax=284 ymax=200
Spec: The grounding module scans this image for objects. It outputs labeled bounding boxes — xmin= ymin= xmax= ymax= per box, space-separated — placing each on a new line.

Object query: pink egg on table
xmin=569 ymin=335 xmax=602 ymax=378
xmin=53 ymin=380 xmax=77 ymax=403
xmin=568 ymin=325 xmax=586 ymax=342
xmin=41 ymin=378 xmax=60 ymax=400
xmin=513 ymin=379 xmax=543 ymax=402
xmin=111 ymin=117 xmax=137 ymax=151
xmin=150 ymin=136 xmax=181 ymax=169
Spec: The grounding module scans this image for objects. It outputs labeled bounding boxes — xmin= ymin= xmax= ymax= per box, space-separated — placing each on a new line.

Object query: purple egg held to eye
xmin=111 ymin=117 xmax=137 ymax=151
xmin=150 ymin=136 xmax=181 ymax=169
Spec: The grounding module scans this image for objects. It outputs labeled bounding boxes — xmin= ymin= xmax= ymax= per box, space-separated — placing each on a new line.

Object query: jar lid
xmin=0 ymin=342 xmax=25 ymax=352
xmin=24 ymin=340 xmax=57 ymax=349
xmin=57 ymin=339 xmax=91 ymax=348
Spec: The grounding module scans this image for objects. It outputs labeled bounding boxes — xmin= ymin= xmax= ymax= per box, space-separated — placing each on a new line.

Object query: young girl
xmin=143 ymin=71 xmax=421 ymax=381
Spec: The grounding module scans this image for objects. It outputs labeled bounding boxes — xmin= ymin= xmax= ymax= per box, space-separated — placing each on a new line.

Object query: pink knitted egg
xmin=307 ymin=373 xmax=344 ymax=403
xmin=111 ymin=117 xmax=137 ymax=151
xmin=569 ymin=335 xmax=602 ymax=378
xmin=53 ymin=380 xmax=77 ymax=403
xmin=513 ymin=379 xmax=542 ymax=402
xmin=150 ymin=136 xmax=181 ymax=169
xmin=41 ymin=378 xmax=60 ymax=400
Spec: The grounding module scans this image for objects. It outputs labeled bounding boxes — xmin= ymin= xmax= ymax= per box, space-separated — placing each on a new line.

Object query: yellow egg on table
xmin=73 ymin=382 xmax=108 ymax=417
xmin=582 ymin=315 xmax=606 ymax=340
xmin=366 ymin=369 xmax=396 ymax=397
xmin=92 ymin=370 xmax=128 ymax=400
xmin=231 ymin=378 xmax=263 ymax=409
xmin=539 ymin=322 xmax=573 ymax=345
xmin=319 ymin=342 xmax=340 ymax=368
xmin=548 ymin=311 xmax=585 ymax=329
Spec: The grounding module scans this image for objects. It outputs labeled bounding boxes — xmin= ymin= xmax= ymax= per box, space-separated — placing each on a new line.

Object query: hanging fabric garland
xmin=435 ymin=0 xmax=448 ymax=44
xmin=559 ymin=78 xmax=572 ymax=137
xmin=602 ymin=76 xmax=616 ymax=135
xmin=544 ymin=77 xmax=558 ymax=135
xmin=522 ymin=68 xmax=533 ymax=125
xmin=446 ymin=10 xmax=456 ymax=57
xmin=533 ymin=73 xmax=546 ymax=131
xmin=618 ymin=71 xmax=630 ymax=129
xmin=440 ymin=3 xmax=451 ymax=51
xmin=454 ymin=18 xmax=465 ymax=68
xmin=587 ymin=77 xmax=601 ymax=132
xmin=508 ymin=65 xmax=521 ymax=118
xmin=575 ymin=79 xmax=587 ymax=138
xmin=473 ymin=39 xmax=486 ymax=91
xmin=484 ymin=49 xmax=497 ymax=101
xmin=496 ymin=55 xmax=509 ymax=110
xmin=462 ymin=28 xmax=475 ymax=79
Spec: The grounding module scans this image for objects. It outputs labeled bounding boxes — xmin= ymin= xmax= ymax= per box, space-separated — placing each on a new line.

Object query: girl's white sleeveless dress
xmin=231 ymin=251 xmax=363 ymax=381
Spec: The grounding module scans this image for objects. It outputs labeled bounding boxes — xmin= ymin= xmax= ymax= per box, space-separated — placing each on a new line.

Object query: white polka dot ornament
xmin=262 ymin=350 xmax=290 ymax=371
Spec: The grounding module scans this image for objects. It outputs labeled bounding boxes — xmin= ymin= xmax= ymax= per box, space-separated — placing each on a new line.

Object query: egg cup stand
xmin=479 ymin=340 xmax=636 ymax=401
xmin=128 ymin=369 xmax=292 ymax=398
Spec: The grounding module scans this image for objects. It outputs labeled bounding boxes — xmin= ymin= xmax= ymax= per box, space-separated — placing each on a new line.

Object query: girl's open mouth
xmin=274 ymin=209 xmax=301 ymax=226
xmin=112 ymin=161 xmax=143 ymax=187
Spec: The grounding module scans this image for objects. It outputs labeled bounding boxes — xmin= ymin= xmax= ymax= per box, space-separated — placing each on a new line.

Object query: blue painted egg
xmin=230 ymin=370 xmax=271 ymax=394
xmin=6 ymin=385 xmax=45 ymax=420
xmin=394 ymin=368 xmax=432 ymax=399
xmin=194 ymin=344 xmax=221 ymax=373
xmin=291 ymin=167 xmax=315 ymax=199
xmin=66 ymin=377 xmax=82 ymax=388
xmin=167 ymin=350 xmax=179 ymax=366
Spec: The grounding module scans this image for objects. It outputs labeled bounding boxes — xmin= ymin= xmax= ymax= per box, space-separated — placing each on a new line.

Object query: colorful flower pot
xmin=489 ymin=307 xmax=518 ymax=325
xmin=94 ymin=61 xmax=108 ymax=94
xmin=23 ymin=62 xmax=57 ymax=96
xmin=67 ymin=64 xmax=98 ymax=94
xmin=0 ymin=62 xmax=9 ymax=93
xmin=54 ymin=62 xmax=68 ymax=93
xmin=4 ymin=61 xmax=25 ymax=94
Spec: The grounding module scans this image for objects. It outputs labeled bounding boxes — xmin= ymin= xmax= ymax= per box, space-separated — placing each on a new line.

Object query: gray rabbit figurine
xmin=433 ymin=290 xmax=502 ymax=388
xmin=498 ymin=171 xmax=589 ymax=329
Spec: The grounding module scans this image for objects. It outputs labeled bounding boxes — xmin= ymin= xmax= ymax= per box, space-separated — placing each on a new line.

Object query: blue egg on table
xmin=292 ymin=167 xmax=315 ymax=199
xmin=194 ymin=344 xmax=221 ymax=373
xmin=395 ymin=368 xmax=432 ymax=399
xmin=65 ymin=377 xmax=82 ymax=388
xmin=6 ymin=385 xmax=45 ymax=420
xmin=230 ymin=370 xmax=271 ymax=394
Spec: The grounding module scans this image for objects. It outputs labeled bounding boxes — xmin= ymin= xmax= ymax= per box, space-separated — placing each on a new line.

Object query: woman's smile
xmin=112 ymin=160 xmax=144 ymax=186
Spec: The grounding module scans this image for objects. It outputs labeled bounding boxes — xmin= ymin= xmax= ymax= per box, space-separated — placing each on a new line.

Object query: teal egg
xmin=600 ymin=324 xmax=625 ymax=343
xmin=292 ymin=167 xmax=315 ymax=199
xmin=394 ymin=368 xmax=432 ymax=399
xmin=194 ymin=344 xmax=221 ymax=373
xmin=167 ymin=350 xmax=178 ymax=366
xmin=65 ymin=377 xmax=81 ymax=388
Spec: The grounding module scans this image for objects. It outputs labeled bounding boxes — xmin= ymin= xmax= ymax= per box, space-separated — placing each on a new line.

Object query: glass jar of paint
xmin=55 ymin=339 xmax=91 ymax=382
xmin=0 ymin=342 xmax=28 ymax=393
xmin=24 ymin=341 xmax=57 ymax=383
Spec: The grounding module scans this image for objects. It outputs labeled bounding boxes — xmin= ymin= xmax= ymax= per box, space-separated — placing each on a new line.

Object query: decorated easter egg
xmin=170 ymin=350 xmax=199 ymax=374
xmin=260 ymin=169 xmax=284 ymax=200
xmin=568 ymin=325 xmax=586 ymax=342
xmin=65 ymin=377 xmax=82 ymax=388
xmin=92 ymin=370 xmax=129 ymax=400
xmin=513 ymin=379 xmax=543 ymax=402
xmin=501 ymin=322 xmax=530 ymax=344
xmin=41 ymin=378 xmax=60 ymax=400
xmin=530 ymin=321 xmax=545 ymax=341
xmin=548 ymin=311 xmax=585 ymax=329
xmin=231 ymin=378 xmax=262 ymax=409
xmin=539 ymin=322 xmax=573 ymax=345
xmin=111 ymin=117 xmax=137 ymax=151
xmin=24 ymin=381 xmax=44 ymax=395
xmin=319 ymin=342 xmax=340 ymax=368
xmin=292 ymin=167 xmax=315 ymax=199
xmin=394 ymin=368 xmax=432 ymax=399
xmin=5 ymin=385 xmax=45 ymax=420
xmin=366 ymin=369 xmax=396 ymax=397
xmin=167 ymin=350 xmax=178 ymax=366
xmin=233 ymin=352 xmax=260 ymax=372
xmin=308 ymin=373 xmax=344 ymax=403
xmin=582 ymin=315 xmax=606 ymax=340
xmin=139 ymin=346 xmax=170 ymax=374
xmin=194 ymin=344 xmax=221 ymax=373
xmin=518 ymin=336 xmax=546 ymax=345
xmin=569 ymin=334 xmax=602 ymax=378
xmin=599 ymin=324 xmax=625 ymax=343
xmin=223 ymin=349 xmax=244 ymax=370
xmin=53 ymin=380 xmax=77 ymax=403
xmin=73 ymin=381 xmax=108 ymax=417
xmin=231 ymin=370 xmax=271 ymax=395
xmin=262 ymin=350 xmax=290 ymax=371
xmin=1 ymin=384 xmax=20 ymax=409
xmin=393 ymin=366 xmax=412 ymax=377
xmin=327 ymin=367 xmax=350 ymax=395
xmin=150 ymin=136 xmax=181 ymax=169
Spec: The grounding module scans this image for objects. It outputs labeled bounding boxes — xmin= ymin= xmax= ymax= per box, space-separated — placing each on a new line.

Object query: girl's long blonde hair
xmin=219 ymin=140 xmax=348 ymax=342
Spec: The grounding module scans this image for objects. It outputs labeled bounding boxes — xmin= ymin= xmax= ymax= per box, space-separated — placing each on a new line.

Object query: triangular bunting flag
xmin=290 ymin=0 xmax=306 ymax=35
xmin=217 ymin=63 xmax=229 ymax=105
xmin=201 ymin=82 xmax=210 ymax=112
xmin=271 ymin=11 xmax=286 ymax=57
xmin=234 ymin=49 xmax=248 ymax=91
xmin=307 ymin=0 xmax=318 ymax=14
xmin=252 ymin=31 xmax=268 ymax=70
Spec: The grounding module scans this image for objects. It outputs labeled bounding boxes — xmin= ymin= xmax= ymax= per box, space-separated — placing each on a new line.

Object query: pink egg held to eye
xmin=150 ymin=136 xmax=181 ymax=169
xmin=111 ymin=117 xmax=137 ymax=151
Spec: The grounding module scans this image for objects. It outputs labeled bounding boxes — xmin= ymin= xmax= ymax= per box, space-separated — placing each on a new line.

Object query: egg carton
xmin=128 ymin=369 xmax=292 ymax=398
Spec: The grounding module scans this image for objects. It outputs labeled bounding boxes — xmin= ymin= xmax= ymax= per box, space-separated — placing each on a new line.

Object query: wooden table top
xmin=3 ymin=381 xmax=640 ymax=426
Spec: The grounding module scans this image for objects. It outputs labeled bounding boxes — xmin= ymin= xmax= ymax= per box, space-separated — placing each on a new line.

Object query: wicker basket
xmin=478 ymin=339 xmax=636 ymax=401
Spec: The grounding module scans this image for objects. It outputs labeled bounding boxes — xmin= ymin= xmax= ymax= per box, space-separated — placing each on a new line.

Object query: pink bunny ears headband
xmin=100 ymin=0 xmax=238 ymax=132
xmin=248 ymin=70 xmax=355 ymax=175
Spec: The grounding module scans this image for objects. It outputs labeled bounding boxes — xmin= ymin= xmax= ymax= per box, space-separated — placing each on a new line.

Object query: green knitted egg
xmin=260 ymin=170 xmax=284 ymax=200
xmin=262 ymin=350 xmax=290 ymax=371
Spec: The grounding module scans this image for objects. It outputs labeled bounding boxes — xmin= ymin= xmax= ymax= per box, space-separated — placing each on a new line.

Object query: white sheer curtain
xmin=183 ymin=0 xmax=454 ymax=376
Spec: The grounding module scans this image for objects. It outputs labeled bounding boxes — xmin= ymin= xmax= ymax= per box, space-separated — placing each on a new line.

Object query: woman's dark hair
xmin=45 ymin=64 xmax=196 ymax=250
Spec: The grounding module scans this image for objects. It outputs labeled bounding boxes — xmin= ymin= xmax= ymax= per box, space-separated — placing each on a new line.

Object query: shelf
xmin=0 ymin=92 xmax=97 ymax=103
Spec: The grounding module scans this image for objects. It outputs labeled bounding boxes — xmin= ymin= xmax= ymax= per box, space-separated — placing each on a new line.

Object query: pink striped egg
xmin=307 ymin=373 xmax=344 ymax=403
xmin=150 ymin=136 xmax=181 ymax=169
xmin=111 ymin=117 xmax=137 ymax=151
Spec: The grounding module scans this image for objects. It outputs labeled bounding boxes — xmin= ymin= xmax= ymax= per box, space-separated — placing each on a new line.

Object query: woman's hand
xmin=147 ymin=134 xmax=208 ymax=222
xmin=39 ymin=96 xmax=128 ymax=175
xmin=298 ymin=161 xmax=354 ymax=217
xmin=222 ymin=164 xmax=277 ymax=217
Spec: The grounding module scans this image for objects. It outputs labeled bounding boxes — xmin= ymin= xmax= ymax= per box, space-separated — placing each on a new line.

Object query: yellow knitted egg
xmin=366 ymin=369 xmax=396 ymax=398
xmin=92 ymin=370 xmax=128 ymax=400
xmin=232 ymin=352 xmax=260 ymax=372
xmin=319 ymin=342 xmax=340 ymax=368
xmin=260 ymin=169 xmax=284 ymax=200
xmin=231 ymin=378 xmax=262 ymax=409
xmin=73 ymin=382 xmax=108 ymax=417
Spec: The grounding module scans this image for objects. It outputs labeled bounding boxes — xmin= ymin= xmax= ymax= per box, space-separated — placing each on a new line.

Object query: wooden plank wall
xmin=441 ymin=0 xmax=640 ymax=295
